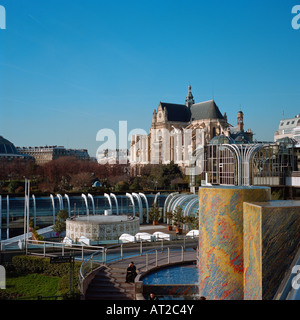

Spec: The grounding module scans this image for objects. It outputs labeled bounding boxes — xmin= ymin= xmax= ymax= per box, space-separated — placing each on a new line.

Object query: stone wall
xmin=66 ymin=216 xmax=140 ymax=241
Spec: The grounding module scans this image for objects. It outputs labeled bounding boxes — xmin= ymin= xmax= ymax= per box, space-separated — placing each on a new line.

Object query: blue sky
xmin=0 ymin=0 xmax=300 ymax=157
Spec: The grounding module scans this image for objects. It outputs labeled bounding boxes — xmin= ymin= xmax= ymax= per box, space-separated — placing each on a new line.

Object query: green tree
xmin=185 ymin=215 xmax=199 ymax=230
xmin=172 ymin=206 xmax=185 ymax=229
xmin=129 ymin=177 xmax=142 ymax=191
xmin=149 ymin=203 xmax=160 ymax=223
xmin=114 ymin=181 xmax=129 ymax=192
xmin=7 ymin=180 xmax=18 ymax=193
xmin=149 ymin=162 xmax=183 ymax=190
xmin=52 ymin=210 xmax=69 ymax=239
xmin=165 ymin=211 xmax=173 ymax=225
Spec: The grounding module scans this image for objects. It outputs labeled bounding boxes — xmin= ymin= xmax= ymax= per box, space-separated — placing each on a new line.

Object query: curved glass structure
xmin=0 ymin=136 xmax=33 ymax=160
xmin=163 ymin=193 xmax=199 ymax=221
xmin=209 ymin=134 xmax=235 ymax=145
xmin=0 ymin=193 xmax=168 ymax=240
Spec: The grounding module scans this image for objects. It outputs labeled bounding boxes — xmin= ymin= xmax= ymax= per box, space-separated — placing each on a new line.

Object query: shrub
xmin=52 ymin=210 xmax=69 ymax=237
xmin=12 ymin=255 xmax=81 ymax=280
xmin=7 ymin=180 xmax=19 ymax=193
xmin=11 ymin=255 xmax=81 ymax=298
xmin=114 ymin=181 xmax=129 ymax=192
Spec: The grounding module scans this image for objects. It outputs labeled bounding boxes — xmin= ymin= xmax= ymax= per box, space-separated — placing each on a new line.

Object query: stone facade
xmin=130 ymin=86 xmax=253 ymax=173
xmin=66 ymin=215 xmax=140 ymax=242
xmin=16 ymin=145 xmax=90 ymax=164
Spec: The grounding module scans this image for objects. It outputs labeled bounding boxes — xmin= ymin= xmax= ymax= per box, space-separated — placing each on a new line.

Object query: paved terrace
xmin=84 ymin=225 xmax=198 ymax=300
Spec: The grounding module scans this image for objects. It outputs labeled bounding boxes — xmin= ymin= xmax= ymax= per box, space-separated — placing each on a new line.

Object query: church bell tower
xmin=185 ymin=85 xmax=195 ymax=107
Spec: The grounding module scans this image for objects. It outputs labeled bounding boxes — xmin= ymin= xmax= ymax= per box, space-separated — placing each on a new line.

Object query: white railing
xmin=24 ymin=239 xmax=105 ymax=261
xmin=78 ymin=236 xmax=198 ymax=290
xmin=144 ymin=246 xmax=185 ymax=271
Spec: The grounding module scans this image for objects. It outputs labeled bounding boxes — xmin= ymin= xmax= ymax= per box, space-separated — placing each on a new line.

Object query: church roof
xmin=160 ymin=102 xmax=190 ymax=122
xmin=160 ymin=99 xmax=225 ymax=123
xmin=190 ymin=100 xmax=224 ymax=121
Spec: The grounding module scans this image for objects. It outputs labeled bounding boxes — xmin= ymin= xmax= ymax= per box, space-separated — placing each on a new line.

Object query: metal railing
xmin=143 ymin=245 xmax=185 ymax=271
xmin=78 ymin=236 xmax=198 ymax=292
xmin=24 ymin=239 xmax=105 ymax=261
xmin=17 ymin=235 xmax=198 ymax=294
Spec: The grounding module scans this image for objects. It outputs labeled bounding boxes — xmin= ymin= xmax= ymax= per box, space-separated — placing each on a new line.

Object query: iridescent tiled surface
xmin=243 ymin=201 xmax=300 ymax=300
xmin=198 ymin=186 xmax=271 ymax=300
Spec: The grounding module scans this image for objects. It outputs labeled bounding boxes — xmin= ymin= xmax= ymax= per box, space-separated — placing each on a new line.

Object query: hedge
xmin=11 ymin=255 xmax=82 ymax=296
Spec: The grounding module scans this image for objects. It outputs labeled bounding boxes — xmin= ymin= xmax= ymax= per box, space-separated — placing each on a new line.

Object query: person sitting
xmin=125 ymin=262 xmax=137 ymax=283
xmin=149 ymin=293 xmax=158 ymax=300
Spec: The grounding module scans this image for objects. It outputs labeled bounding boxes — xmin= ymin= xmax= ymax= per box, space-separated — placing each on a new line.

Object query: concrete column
xmin=198 ymin=186 xmax=270 ymax=300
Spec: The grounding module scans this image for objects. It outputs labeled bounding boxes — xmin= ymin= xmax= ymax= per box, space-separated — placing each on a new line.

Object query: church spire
xmin=185 ymin=84 xmax=195 ymax=107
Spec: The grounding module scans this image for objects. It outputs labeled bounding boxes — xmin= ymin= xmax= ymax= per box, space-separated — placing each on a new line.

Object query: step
xmin=85 ymin=296 xmax=133 ymax=301
xmin=92 ymin=276 xmax=112 ymax=282
xmin=87 ymin=286 xmax=125 ymax=294
xmin=94 ymin=270 xmax=112 ymax=276
xmin=85 ymin=292 xmax=134 ymax=300
xmin=89 ymin=280 xmax=119 ymax=287
xmin=88 ymin=281 xmax=121 ymax=288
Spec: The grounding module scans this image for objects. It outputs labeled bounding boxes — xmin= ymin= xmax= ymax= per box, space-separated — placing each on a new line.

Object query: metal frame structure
xmin=104 ymin=193 xmax=113 ymax=213
xmin=197 ymin=142 xmax=297 ymax=187
xmin=110 ymin=193 xmax=119 ymax=215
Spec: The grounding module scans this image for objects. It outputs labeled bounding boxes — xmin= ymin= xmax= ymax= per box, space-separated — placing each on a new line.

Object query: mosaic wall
xmin=243 ymin=201 xmax=300 ymax=300
xmin=142 ymin=284 xmax=198 ymax=297
xmin=198 ymin=186 xmax=271 ymax=300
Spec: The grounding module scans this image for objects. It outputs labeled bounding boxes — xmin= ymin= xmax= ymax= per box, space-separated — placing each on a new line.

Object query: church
xmin=130 ymin=86 xmax=254 ymax=172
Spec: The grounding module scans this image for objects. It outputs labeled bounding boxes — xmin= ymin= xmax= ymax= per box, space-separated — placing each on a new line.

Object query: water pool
xmin=142 ymin=264 xmax=199 ymax=285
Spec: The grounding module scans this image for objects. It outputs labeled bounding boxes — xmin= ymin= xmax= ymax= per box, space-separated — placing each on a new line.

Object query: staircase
xmin=84 ymin=266 xmax=136 ymax=300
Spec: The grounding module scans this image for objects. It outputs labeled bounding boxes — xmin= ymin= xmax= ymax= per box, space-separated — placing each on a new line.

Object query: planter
xmin=167 ymin=225 xmax=173 ymax=231
xmin=153 ymin=221 xmax=159 ymax=225
xmin=176 ymin=227 xmax=183 ymax=235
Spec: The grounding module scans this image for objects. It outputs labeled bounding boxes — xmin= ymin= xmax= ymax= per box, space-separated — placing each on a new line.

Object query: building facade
xmin=16 ymin=146 xmax=90 ymax=165
xmin=130 ymin=86 xmax=253 ymax=172
xmin=274 ymin=114 xmax=300 ymax=184
xmin=274 ymin=114 xmax=300 ymax=143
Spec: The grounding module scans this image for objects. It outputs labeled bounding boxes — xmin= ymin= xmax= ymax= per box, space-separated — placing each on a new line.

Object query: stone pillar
xmin=198 ymin=186 xmax=270 ymax=300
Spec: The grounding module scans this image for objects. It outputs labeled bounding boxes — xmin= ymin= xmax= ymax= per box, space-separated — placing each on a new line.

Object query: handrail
xmin=79 ymin=248 xmax=105 ymax=279
xmin=79 ymin=239 xmax=195 ymax=284
xmin=144 ymin=245 xmax=185 ymax=271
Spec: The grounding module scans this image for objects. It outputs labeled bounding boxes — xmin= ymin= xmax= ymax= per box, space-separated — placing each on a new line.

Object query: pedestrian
xmin=125 ymin=261 xmax=137 ymax=283
xmin=149 ymin=292 xmax=158 ymax=300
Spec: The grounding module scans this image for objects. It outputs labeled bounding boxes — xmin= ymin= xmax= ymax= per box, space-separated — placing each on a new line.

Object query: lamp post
xmin=24 ymin=178 xmax=30 ymax=243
